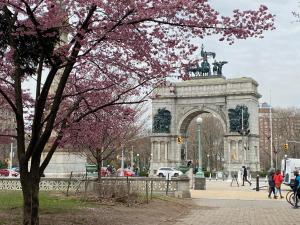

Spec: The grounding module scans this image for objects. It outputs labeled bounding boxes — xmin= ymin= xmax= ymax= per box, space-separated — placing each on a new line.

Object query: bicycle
xmin=286 ymin=189 xmax=300 ymax=207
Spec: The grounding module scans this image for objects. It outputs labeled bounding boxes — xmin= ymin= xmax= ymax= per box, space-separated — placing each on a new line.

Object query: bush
xmin=139 ymin=170 xmax=148 ymax=177
xmin=0 ymin=161 xmax=5 ymax=169
xmin=256 ymin=171 xmax=268 ymax=178
xmin=204 ymin=171 xmax=210 ymax=177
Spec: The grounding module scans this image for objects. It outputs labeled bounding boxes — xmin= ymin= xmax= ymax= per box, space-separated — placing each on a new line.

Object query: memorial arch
xmin=150 ymin=77 xmax=261 ymax=175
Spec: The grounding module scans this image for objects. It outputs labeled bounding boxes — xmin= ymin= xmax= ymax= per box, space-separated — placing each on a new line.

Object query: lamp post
xmin=9 ymin=141 xmax=17 ymax=177
xmin=195 ymin=117 xmax=204 ymax=177
xmin=239 ymin=106 xmax=250 ymax=166
xmin=207 ymin=154 xmax=210 ymax=172
xmin=136 ymin=153 xmax=140 ymax=171
xmin=9 ymin=142 xmax=13 ymax=170
xmin=120 ymin=145 xmax=124 ymax=176
xmin=130 ymin=146 xmax=134 ymax=168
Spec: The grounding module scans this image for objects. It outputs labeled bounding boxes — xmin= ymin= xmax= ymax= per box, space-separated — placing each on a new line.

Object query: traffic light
xmin=177 ymin=136 xmax=184 ymax=144
xmin=284 ymin=143 xmax=288 ymax=151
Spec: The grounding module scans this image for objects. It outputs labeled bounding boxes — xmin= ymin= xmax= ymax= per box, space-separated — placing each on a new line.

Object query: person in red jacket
xmin=273 ymin=169 xmax=284 ymax=199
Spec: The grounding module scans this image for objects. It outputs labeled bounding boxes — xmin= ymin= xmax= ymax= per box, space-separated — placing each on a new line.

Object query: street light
xmin=136 ymin=153 xmax=140 ymax=171
xmin=120 ymin=145 xmax=124 ymax=176
xmin=238 ymin=106 xmax=250 ymax=165
xmin=207 ymin=154 xmax=210 ymax=172
xmin=195 ymin=117 xmax=204 ymax=178
xmin=8 ymin=141 xmax=17 ymax=177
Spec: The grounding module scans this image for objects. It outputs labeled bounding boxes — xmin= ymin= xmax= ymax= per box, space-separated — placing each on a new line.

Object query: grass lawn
xmin=0 ymin=191 xmax=96 ymax=224
xmin=0 ymin=191 xmax=92 ymax=212
xmin=0 ymin=191 xmax=194 ymax=225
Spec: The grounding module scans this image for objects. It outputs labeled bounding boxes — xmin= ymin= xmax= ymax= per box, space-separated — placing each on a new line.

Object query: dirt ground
xmin=0 ymin=196 xmax=196 ymax=225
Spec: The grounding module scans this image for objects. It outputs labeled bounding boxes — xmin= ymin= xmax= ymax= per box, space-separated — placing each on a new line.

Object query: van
xmin=281 ymin=158 xmax=300 ymax=185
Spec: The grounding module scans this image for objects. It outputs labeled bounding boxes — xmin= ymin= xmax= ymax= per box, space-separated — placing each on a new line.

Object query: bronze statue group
xmin=187 ymin=44 xmax=227 ymax=77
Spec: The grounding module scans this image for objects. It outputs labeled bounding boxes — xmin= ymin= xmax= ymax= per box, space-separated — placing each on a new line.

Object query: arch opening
xmin=178 ymin=109 xmax=226 ymax=173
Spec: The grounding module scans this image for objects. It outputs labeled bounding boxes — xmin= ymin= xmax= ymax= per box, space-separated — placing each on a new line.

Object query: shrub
xmin=0 ymin=161 xmax=5 ymax=169
xmin=139 ymin=170 xmax=148 ymax=177
xmin=256 ymin=171 xmax=268 ymax=177
xmin=204 ymin=171 xmax=210 ymax=177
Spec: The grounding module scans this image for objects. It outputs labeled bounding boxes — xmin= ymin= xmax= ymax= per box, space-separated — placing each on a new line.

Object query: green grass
xmin=0 ymin=191 xmax=95 ymax=214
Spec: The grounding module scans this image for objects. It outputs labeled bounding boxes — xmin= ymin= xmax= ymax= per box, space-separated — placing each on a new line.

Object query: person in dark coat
xmin=268 ymin=168 xmax=276 ymax=199
xmin=242 ymin=166 xmax=251 ymax=186
xmin=293 ymin=170 xmax=300 ymax=208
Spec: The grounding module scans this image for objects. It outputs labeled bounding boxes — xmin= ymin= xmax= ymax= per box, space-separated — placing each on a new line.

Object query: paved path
xmin=171 ymin=180 xmax=300 ymax=225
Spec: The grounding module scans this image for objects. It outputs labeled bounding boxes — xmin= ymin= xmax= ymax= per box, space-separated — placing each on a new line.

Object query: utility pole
xmin=269 ymin=94 xmax=273 ymax=168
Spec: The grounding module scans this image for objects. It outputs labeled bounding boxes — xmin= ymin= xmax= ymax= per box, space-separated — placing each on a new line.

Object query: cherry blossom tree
xmin=0 ymin=1 xmax=274 ymax=224
xmin=59 ymin=103 xmax=139 ymax=180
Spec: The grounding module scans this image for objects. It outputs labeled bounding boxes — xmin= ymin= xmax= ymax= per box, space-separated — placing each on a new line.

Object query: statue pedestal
xmin=194 ymin=177 xmax=206 ymax=190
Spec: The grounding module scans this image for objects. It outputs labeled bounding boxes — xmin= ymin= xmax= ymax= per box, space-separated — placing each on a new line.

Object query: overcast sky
xmin=194 ymin=0 xmax=300 ymax=108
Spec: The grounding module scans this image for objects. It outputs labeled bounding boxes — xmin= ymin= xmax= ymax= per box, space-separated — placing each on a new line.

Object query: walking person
xmin=242 ymin=166 xmax=251 ymax=186
xmin=273 ymin=169 xmax=284 ymax=199
xmin=293 ymin=170 xmax=300 ymax=208
xmin=268 ymin=168 xmax=276 ymax=199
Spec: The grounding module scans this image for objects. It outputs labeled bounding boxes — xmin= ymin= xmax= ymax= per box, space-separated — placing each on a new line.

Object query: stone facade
xmin=150 ymin=77 xmax=260 ymax=175
xmin=41 ymin=152 xmax=87 ymax=177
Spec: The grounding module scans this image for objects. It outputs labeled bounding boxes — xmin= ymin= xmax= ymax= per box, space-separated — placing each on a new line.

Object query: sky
xmin=193 ymin=0 xmax=300 ymax=108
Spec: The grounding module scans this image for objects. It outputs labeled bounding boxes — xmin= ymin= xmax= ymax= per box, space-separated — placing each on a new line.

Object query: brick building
xmin=259 ymin=103 xmax=300 ymax=170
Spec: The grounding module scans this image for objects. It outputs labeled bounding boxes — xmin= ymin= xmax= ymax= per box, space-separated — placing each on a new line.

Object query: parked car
xmin=0 ymin=169 xmax=19 ymax=177
xmin=12 ymin=167 xmax=20 ymax=173
xmin=9 ymin=169 xmax=19 ymax=177
xmin=156 ymin=167 xmax=183 ymax=178
xmin=117 ymin=168 xmax=135 ymax=177
xmin=0 ymin=169 xmax=9 ymax=177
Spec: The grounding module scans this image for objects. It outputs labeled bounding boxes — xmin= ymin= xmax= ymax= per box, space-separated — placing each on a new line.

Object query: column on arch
xmin=230 ymin=140 xmax=237 ymax=161
xmin=165 ymin=142 xmax=169 ymax=161
xmin=152 ymin=141 xmax=159 ymax=162
xmin=238 ymin=140 xmax=242 ymax=162
xmin=160 ymin=141 xmax=165 ymax=161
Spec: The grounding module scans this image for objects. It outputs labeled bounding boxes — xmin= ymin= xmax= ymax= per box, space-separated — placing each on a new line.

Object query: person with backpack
xmin=268 ymin=169 xmax=276 ymax=199
xmin=293 ymin=170 xmax=300 ymax=208
xmin=273 ymin=169 xmax=284 ymax=199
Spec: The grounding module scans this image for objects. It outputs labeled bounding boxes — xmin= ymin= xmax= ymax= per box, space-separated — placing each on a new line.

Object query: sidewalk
xmin=167 ymin=180 xmax=299 ymax=225
xmin=191 ymin=179 xmax=290 ymax=201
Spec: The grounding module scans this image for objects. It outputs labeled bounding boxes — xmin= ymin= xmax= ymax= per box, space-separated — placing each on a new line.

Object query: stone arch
xmin=150 ymin=77 xmax=261 ymax=175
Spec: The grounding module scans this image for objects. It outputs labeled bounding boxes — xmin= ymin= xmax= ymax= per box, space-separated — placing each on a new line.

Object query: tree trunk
xmin=21 ymin=175 xmax=41 ymax=225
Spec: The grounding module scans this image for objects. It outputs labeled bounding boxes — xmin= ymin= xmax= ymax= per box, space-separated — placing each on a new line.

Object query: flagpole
xmin=269 ymin=91 xmax=273 ymax=168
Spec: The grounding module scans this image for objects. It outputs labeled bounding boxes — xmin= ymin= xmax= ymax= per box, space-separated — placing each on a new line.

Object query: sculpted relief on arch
xmin=153 ymin=108 xmax=172 ymax=133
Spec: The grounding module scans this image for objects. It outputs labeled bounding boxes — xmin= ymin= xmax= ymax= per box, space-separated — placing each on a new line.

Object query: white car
xmin=156 ymin=167 xmax=183 ymax=178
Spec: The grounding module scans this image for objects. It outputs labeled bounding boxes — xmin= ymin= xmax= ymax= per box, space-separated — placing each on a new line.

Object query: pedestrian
xmin=242 ymin=166 xmax=251 ymax=186
xmin=293 ymin=170 xmax=300 ymax=208
xmin=273 ymin=169 xmax=284 ymax=199
xmin=268 ymin=168 xmax=276 ymax=199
